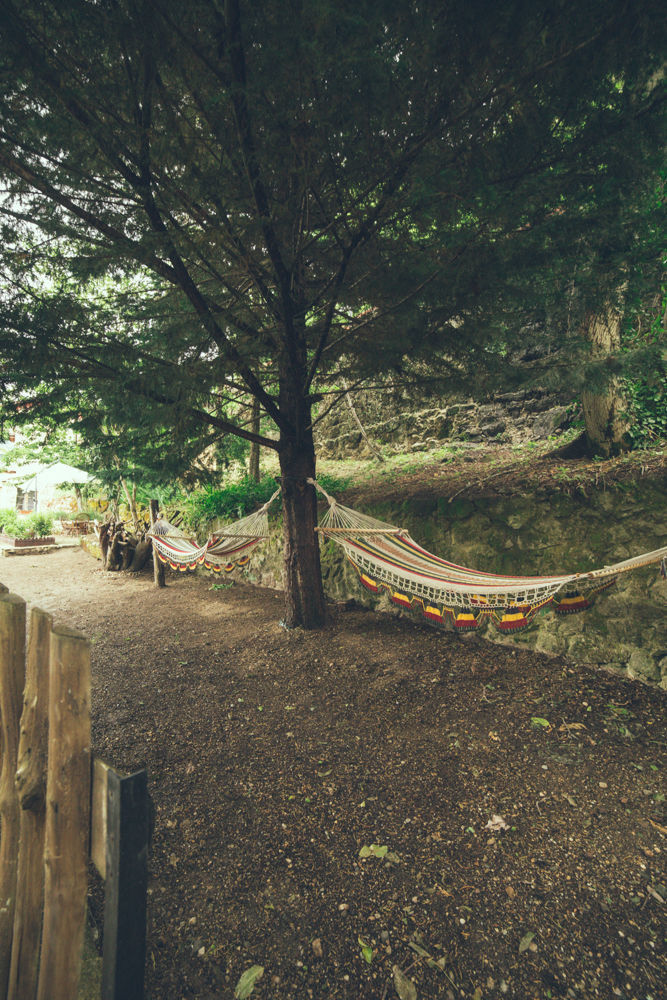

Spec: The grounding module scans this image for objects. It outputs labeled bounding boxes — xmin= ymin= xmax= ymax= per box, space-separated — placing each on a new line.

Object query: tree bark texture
xmin=279 ymin=442 xmax=326 ymax=629
xmin=581 ymin=307 xmax=630 ymax=457
xmin=149 ymin=499 xmax=166 ymax=588
xmin=37 ymin=625 xmax=91 ymax=1000
xmin=8 ymin=608 xmax=52 ymax=1000
xmin=97 ymin=520 xmax=152 ymax=573
xmin=0 ymin=593 xmax=26 ymax=998
xmin=119 ymin=478 xmax=141 ymax=533
xmin=248 ymin=398 xmax=261 ymax=482
xmin=278 ymin=360 xmax=326 ymax=629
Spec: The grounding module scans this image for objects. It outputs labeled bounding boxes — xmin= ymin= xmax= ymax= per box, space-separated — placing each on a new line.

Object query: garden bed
xmin=0 ymin=533 xmax=55 ymax=547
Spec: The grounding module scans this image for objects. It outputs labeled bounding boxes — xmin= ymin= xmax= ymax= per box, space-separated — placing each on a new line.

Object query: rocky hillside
xmin=315 ymin=384 xmax=575 ymax=459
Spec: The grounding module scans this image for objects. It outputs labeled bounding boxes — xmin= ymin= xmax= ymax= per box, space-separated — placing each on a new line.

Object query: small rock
xmin=381 ymin=930 xmax=390 ymax=943
xmin=312 ymin=938 xmax=323 ymax=959
xmin=338 ymin=902 xmax=349 ymax=912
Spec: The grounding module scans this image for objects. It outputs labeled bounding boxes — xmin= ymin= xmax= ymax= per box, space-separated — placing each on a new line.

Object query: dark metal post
xmin=102 ymin=769 xmax=149 ymax=1000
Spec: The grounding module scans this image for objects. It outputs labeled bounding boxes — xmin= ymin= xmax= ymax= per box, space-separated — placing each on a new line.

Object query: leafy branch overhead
xmin=0 ymin=0 xmax=664 ymax=626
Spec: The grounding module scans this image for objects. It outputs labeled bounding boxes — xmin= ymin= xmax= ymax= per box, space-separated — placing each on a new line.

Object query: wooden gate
xmin=0 ymin=585 xmax=149 ymax=1000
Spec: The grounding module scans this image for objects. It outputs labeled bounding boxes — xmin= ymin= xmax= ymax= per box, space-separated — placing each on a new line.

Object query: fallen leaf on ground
xmin=485 ymin=814 xmax=509 ymax=832
xmin=358 ymin=937 xmax=374 ymax=963
xmin=234 ymin=965 xmax=264 ymax=999
xmin=519 ymin=931 xmax=535 ymax=953
xmin=393 ymin=965 xmax=418 ymax=1000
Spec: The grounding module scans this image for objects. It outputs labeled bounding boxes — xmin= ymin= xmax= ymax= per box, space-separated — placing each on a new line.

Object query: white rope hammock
xmin=148 ymin=488 xmax=280 ymax=573
xmin=308 ymin=479 xmax=667 ymax=631
xmin=146 ymin=477 xmax=665 ymax=632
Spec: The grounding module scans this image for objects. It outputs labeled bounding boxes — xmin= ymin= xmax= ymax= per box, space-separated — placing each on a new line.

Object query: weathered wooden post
xmin=37 ymin=624 xmax=91 ymax=1000
xmin=149 ymin=499 xmax=165 ymax=588
xmin=0 ymin=591 xmax=27 ymax=997
xmin=8 ymin=608 xmax=52 ymax=1000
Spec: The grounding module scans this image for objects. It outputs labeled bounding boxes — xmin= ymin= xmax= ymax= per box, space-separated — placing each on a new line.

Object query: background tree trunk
xmin=119 ymin=476 xmax=141 ymax=533
xmin=341 ymin=379 xmax=385 ymax=462
xmin=248 ymin=398 xmax=261 ymax=482
xmin=278 ymin=360 xmax=326 ymax=629
xmin=279 ymin=441 xmax=326 ymax=629
xmin=149 ymin=499 xmax=165 ymax=587
xmin=581 ymin=306 xmax=631 ymax=457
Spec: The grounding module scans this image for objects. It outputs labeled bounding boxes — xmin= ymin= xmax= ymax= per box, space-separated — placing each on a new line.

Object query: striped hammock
xmin=148 ymin=488 xmax=280 ymax=574
xmin=309 ymin=479 xmax=667 ymax=633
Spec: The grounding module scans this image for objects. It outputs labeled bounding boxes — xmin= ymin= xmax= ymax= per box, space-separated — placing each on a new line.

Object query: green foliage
xmin=27 ymin=512 xmax=54 ymax=537
xmin=316 ymin=473 xmax=352 ymax=497
xmin=624 ymin=376 xmax=667 ymax=445
xmin=183 ymin=476 xmax=279 ymax=534
xmin=181 ymin=472 xmax=351 ymax=534
xmin=0 ymin=0 xmax=664 ymax=615
xmin=0 ymin=508 xmax=20 ymax=535
xmin=0 ymin=509 xmax=53 ymax=537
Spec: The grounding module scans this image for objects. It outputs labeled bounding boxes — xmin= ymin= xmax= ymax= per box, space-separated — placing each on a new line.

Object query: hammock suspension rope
xmin=307 ymin=478 xmax=667 ymax=634
xmin=148 ymin=478 xmax=666 ymax=635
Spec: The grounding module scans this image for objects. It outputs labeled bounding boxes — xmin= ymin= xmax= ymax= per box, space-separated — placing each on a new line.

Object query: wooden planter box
xmin=0 ymin=534 xmax=56 ymax=547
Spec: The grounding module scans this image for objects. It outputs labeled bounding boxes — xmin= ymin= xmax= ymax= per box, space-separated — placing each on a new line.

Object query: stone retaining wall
xmin=315 ymin=387 xmax=574 ymax=459
xmin=244 ymin=482 xmax=667 ymax=687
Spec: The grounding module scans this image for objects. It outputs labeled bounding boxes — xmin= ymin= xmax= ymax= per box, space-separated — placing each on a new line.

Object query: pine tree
xmin=0 ymin=0 xmax=664 ymax=625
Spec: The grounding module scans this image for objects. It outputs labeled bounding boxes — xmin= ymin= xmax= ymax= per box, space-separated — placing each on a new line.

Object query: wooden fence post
xmin=8 ymin=608 xmax=52 ymax=1000
xmin=0 ymin=592 xmax=27 ymax=997
xmin=102 ymin=768 xmax=149 ymax=1000
xmin=149 ymin=499 xmax=166 ymax=588
xmin=37 ymin=624 xmax=91 ymax=1000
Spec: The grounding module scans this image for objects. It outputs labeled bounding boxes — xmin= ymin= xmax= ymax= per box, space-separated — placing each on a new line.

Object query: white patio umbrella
xmin=21 ymin=462 xmax=96 ymax=510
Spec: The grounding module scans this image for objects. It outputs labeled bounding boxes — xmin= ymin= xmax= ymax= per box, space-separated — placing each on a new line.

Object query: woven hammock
xmin=147 ymin=488 xmax=280 ymax=574
xmin=309 ymin=479 xmax=667 ymax=633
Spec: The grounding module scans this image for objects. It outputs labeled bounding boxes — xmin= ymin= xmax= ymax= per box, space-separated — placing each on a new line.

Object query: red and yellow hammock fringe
xmin=349 ymin=558 xmax=624 ymax=633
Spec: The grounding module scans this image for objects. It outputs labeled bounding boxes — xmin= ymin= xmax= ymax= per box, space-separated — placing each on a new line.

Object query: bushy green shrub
xmin=624 ymin=376 xmax=667 ymax=446
xmin=0 ymin=508 xmax=15 ymax=532
xmin=182 ymin=473 xmax=351 ymax=535
xmin=183 ymin=476 xmax=279 ymax=534
xmin=0 ymin=511 xmax=55 ymax=538
xmin=27 ymin=512 xmax=55 ymax=537
xmin=0 ymin=509 xmax=22 ymax=536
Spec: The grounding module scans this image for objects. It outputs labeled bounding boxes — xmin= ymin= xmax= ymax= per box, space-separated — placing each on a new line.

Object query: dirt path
xmin=2 ymin=549 xmax=665 ymax=1000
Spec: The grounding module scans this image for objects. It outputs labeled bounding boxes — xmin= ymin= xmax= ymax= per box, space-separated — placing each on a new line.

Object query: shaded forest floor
xmin=321 ymin=441 xmax=666 ymax=508
xmin=3 ymin=530 xmax=665 ymax=1000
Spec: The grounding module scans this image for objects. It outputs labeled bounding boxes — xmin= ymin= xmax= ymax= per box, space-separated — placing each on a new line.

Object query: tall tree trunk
xmin=581 ymin=306 xmax=631 ymax=457
xmin=341 ymin=379 xmax=385 ymax=462
xmin=119 ymin=477 xmax=141 ymax=533
xmin=248 ymin=397 xmax=261 ymax=482
xmin=278 ymin=360 xmax=326 ymax=629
